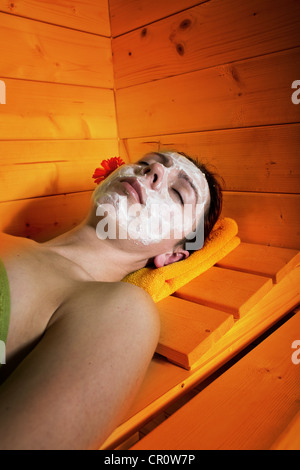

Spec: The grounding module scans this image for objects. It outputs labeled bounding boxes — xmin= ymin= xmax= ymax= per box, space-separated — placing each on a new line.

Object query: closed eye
xmin=139 ymin=161 xmax=184 ymax=204
xmin=139 ymin=159 xmax=184 ymax=204
xmin=172 ymin=188 xmax=184 ymax=205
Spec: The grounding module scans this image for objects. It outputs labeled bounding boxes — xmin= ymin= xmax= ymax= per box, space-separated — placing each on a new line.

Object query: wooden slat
xmin=0 ymin=0 xmax=111 ymax=36
xmin=173 ymin=266 xmax=273 ymax=318
xmin=156 ymin=296 xmax=234 ymax=370
xmin=109 ymin=0 xmax=204 ymax=37
xmin=0 ymin=79 xmax=117 ymax=140
xmin=115 ymin=432 xmax=139 ymax=450
xmin=115 ymin=48 xmax=300 ymax=138
xmin=0 ymin=159 xmax=105 ymax=202
xmin=112 ymin=0 xmax=300 ymax=88
xmin=131 ymin=312 xmax=300 ymax=450
xmin=0 ymin=13 xmax=113 ymax=87
xmin=0 ymin=139 xmax=120 ymax=166
xmin=119 ymin=124 xmax=300 ymax=194
xmin=0 ymin=191 xmax=92 ymax=241
xmin=101 ymin=265 xmax=300 ymax=449
xmin=271 ymin=409 xmax=300 ymax=450
xmin=222 ymin=192 xmax=300 ymax=250
xmin=0 ymin=139 xmax=120 ymax=202
xmin=216 ymin=243 xmax=300 ymax=284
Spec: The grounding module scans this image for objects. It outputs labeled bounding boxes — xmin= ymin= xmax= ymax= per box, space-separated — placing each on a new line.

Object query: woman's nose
xmin=141 ymin=162 xmax=165 ymax=189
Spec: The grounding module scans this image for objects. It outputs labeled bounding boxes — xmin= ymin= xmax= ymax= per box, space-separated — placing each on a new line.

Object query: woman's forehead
xmin=142 ymin=151 xmax=205 ymax=182
xmin=143 ymin=151 xmax=197 ymax=172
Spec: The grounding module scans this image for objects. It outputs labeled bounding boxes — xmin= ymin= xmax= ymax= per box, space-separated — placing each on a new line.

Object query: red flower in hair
xmin=92 ymin=157 xmax=125 ymax=184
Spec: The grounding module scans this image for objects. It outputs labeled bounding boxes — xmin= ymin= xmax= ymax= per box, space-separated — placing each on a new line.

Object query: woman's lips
xmin=120 ymin=179 xmax=144 ymax=204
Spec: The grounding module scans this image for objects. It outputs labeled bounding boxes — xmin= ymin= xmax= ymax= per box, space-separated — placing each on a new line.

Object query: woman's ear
xmin=153 ymin=249 xmax=189 ymax=268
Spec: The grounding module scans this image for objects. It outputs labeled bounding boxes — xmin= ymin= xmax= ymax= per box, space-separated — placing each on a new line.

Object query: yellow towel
xmin=123 ymin=217 xmax=240 ymax=303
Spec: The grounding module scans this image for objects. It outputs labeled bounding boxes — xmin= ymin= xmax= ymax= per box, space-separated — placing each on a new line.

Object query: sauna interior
xmin=0 ymin=0 xmax=300 ymax=450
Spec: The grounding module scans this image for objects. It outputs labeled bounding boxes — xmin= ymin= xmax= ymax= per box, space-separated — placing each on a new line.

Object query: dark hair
xmin=175 ymin=151 xmax=223 ymax=254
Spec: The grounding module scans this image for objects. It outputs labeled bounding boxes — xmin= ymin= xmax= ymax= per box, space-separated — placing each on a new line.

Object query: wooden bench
xmin=131 ymin=311 xmax=300 ymax=450
xmin=100 ymin=242 xmax=300 ymax=450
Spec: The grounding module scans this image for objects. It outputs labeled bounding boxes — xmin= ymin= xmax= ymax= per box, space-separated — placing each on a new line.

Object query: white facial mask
xmin=92 ymin=152 xmax=210 ymax=246
xmin=164 ymin=152 xmax=210 ymax=209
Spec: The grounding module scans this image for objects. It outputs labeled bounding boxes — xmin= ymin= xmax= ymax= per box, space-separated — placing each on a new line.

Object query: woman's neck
xmin=41 ymin=222 xmax=148 ymax=282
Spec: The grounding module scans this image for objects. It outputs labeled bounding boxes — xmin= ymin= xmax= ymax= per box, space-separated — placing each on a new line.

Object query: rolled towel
xmin=123 ymin=217 xmax=240 ymax=303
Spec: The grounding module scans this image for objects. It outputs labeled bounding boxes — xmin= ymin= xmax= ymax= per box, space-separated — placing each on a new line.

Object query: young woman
xmin=0 ymin=151 xmax=222 ymax=449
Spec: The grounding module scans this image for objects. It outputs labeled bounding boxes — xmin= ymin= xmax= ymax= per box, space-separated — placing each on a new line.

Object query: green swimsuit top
xmin=0 ymin=257 xmax=11 ymax=345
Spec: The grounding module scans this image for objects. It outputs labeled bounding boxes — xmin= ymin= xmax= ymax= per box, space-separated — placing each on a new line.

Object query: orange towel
xmin=123 ymin=217 xmax=240 ymax=303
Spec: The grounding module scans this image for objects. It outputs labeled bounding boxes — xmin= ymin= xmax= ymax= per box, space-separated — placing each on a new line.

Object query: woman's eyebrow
xmin=178 ymin=170 xmax=199 ymax=203
xmin=152 ymin=152 xmax=171 ymax=167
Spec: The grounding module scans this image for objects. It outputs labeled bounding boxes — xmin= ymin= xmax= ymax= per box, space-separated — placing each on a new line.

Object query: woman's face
xmin=92 ymin=152 xmax=210 ymax=256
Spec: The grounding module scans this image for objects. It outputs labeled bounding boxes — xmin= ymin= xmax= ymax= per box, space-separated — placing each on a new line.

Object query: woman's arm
xmin=0 ymin=282 xmax=160 ymax=450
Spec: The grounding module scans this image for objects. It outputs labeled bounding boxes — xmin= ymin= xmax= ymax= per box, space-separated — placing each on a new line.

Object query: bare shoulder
xmin=102 ymin=280 xmax=157 ymax=317
xmin=105 ymin=281 xmax=157 ymax=313
xmin=114 ymin=281 xmax=155 ymax=304
xmin=48 ymin=280 xmax=158 ymax=329
xmin=57 ymin=280 xmax=156 ymax=315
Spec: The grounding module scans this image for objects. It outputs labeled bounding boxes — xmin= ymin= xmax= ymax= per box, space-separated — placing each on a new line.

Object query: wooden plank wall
xmin=0 ymin=0 xmax=119 ymax=242
xmin=110 ymin=0 xmax=300 ymax=249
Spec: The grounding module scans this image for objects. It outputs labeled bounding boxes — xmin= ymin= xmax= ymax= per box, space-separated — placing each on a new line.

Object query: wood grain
xmin=216 ymin=242 xmax=300 ymax=283
xmin=271 ymin=409 xmax=300 ymax=450
xmin=0 ymin=12 xmax=113 ymax=87
xmin=0 ymin=0 xmax=111 ymax=36
xmin=119 ymin=124 xmax=300 ymax=194
xmin=174 ymin=266 xmax=273 ymax=318
xmin=222 ymin=192 xmax=300 ymax=250
xmin=112 ymin=0 xmax=300 ymax=88
xmin=131 ymin=312 xmax=300 ymax=450
xmin=109 ymin=0 xmax=205 ymax=37
xmin=0 ymin=79 xmax=117 ymax=140
xmin=0 ymin=140 xmax=120 ymax=203
xmin=0 ymin=191 xmax=92 ymax=241
xmin=0 ymin=139 xmax=119 ymax=166
xmin=115 ymin=48 xmax=300 ymax=138
xmin=156 ymin=296 xmax=234 ymax=369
